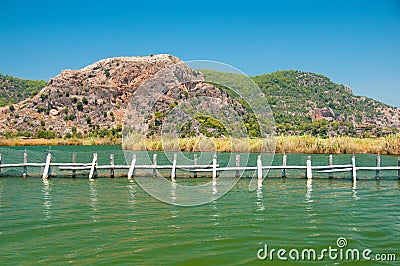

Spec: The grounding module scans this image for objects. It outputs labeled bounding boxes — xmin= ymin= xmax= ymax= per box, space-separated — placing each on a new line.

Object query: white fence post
xmin=171 ymin=153 xmax=177 ymax=180
xmin=23 ymin=149 xmax=28 ymax=178
xmin=352 ymin=155 xmax=357 ymax=182
xmin=375 ymin=154 xmax=380 ymax=180
xmin=257 ymin=155 xmax=263 ymax=182
xmin=89 ymin=153 xmax=98 ymax=181
xmin=306 ymin=156 xmax=312 ymax=179
xmin=42 ymin=153 xmax=52 ymax=180
xmin=282 ymin=154 xmax=287 ymax=178
xmin=110 ymin=154 xmax=115 ymax=178
xmin=212 ymin=154 xmax=217 ymax=179
xmin=128 ymin=154 xmax=136 ymax=180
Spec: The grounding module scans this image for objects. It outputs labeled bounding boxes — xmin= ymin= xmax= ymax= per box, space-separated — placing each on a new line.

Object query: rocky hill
xmin=0 ymin=54 xmax=399 ymax=139
xmin=0 ymin=54 xmax=183 ymax=138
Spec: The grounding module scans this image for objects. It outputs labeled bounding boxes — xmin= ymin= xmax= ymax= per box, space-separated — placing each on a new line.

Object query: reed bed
xmin=275 ymin=135 xmax=400 ymax=155
xmin=1 ymin=135 xmax=399 ymax=155
xmin=124 ymin=135 xmax=400 ymax=155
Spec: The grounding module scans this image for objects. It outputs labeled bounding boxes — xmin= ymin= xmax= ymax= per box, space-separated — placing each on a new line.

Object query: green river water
xmin=0 ymin=146 xmax=399 ymax=265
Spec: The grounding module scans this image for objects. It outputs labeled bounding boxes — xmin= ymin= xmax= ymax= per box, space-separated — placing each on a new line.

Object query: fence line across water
xmin=0 ymin=150 xmax=400 ymax=182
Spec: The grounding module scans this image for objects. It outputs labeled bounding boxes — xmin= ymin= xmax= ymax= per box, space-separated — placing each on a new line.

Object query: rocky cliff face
xmin=0 ymin=54 xmax=183 ymax=137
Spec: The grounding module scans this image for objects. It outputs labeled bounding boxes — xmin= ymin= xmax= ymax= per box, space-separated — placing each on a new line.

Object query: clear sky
xmin=0 ymin=0 xmax=399 ymax=107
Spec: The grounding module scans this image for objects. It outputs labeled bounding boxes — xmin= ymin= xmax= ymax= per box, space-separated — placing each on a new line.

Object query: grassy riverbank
xmin=1 ymin=135 xmax=399 ymax=155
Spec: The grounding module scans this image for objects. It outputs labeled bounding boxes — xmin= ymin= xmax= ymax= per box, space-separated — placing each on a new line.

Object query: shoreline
xmin=0 ymin=135 xmax=399 ymax=155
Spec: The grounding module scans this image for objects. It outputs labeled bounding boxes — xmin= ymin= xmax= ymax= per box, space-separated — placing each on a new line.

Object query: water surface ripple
xmin=0 ymin=177 xmax=399 ymax=265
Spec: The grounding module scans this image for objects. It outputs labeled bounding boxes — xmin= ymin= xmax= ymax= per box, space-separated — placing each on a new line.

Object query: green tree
xmin=77 ymin=101 xmax=83 ymax=111
xmin=82 ymin=97 xmax=88 ymax=105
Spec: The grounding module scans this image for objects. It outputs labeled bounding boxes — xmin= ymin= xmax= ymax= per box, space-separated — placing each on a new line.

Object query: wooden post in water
xmin=171 ymin=153 xmax=177 ymax=180
xmin=110 ymin=154 xmax=115 ymax=178
xmin=352 ymin=155 xmax=357 ymax=182
xmin=328 ymin=155 xmax=333 ymax=179
xmin=94 ymin=157 xmax=98 ymax=178
xmin=306 ymin=156 xmax=312 ymax=179
xmin=153 ymin=154 xmax=157 ymax=177
xmin=23 ymin=149 xmax=28 ymax=178
xmin=193 ymin=154 xmax=198 ymax=178
xmin=72 ymin=153 xmax=76 ymax=178
xmin=375 ymin=154 xmax=381 ymax=180
xmin=282 ymin=154 xmax=287 ymax=178
xmin=42 ymin=153 xmax=52 ymax=180
xmin=235 ymin=154 xmax=240 ymax=178
xmin=48 ymin=153 xmax=52 ymax=178
xmin=127 ymin=154 xmax=136 ymax=180
xmin=257 ymin=155 xmax=263 ymax=182
xmin=89 ymin=153 xmax=98 ymax=181
xmin=212 ymin=154 xmax=217 ymax=179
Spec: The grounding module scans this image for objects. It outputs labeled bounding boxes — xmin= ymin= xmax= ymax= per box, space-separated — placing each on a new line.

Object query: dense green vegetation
xmin=179 ymin=115 xmax=229 ymax=138
xmin=0 ymin=73 xmax=47 ymax=107
xmin=201 ymin=69 xmax=398 ymax=138
xmin=252 ymin=70 xmax=388 ymax=134
xmin=0 ymin=124 xmax=123 ymax=140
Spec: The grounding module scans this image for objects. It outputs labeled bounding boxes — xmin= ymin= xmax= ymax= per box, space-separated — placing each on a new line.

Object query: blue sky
xmin=0 ymin=0 xmax=399 ymax=106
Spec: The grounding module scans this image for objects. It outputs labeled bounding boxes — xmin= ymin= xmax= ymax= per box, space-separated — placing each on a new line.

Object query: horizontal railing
xmin=0 ymin=152 xmax=399 ymax=181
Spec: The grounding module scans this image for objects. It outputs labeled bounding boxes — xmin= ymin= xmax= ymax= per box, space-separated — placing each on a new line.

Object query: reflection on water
xmin=42 ymin=180 xmax=52 ymax=220
xmin=170 ymin=205 xmax=179 ymax=219
xmin=169 ymin=182 xmax=179 ymax=229
xmin=169 ymin=207 xmax=180 ymax=230
xmin=255 ymin=186 xmax=265 ymax=212
xmin=128 ymin=180 xmax=136 ymax=208
xmin=169 ymin=181 xmax=180 ymax=229
xmin=212 ymin=179 xmax=217 ymax=195
xmin=1 ymin=177 xmax=400 ymax=265
xmin=89 ymin=181 xmax=98 ymax=222
xmin=0 ymin=180 xmax=2 ymax=209
xmin=127 ymin=180 xmax=137 ymax=232
xmin=171 ymin=180 xmax=177 ymax=203
xmin=210 ymin=200 xmax=220 ymax=227
xmin=305 ymin=178 xmax=313 ymax=203
xmin=375 ymin=180 xmax=381 ymax=190
xmin=352 ymin=180 xmax=360 ymax=200
xmin=305 ymin=179 xmax=320 ymax=235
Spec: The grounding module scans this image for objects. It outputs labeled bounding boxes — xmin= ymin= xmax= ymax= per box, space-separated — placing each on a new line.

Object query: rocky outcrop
xmin=342 ymin=84 xmax=353 ymax=94
xmin=312 ymin=107 xmax=335 ymax=121
xmin=0 ymin=54 xmax=183 ymax=136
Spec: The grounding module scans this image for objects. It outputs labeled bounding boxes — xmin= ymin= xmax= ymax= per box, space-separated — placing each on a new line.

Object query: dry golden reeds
xmin=1 ymin=135 xmax=399 ymax=155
